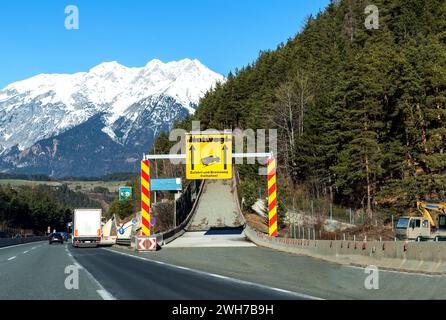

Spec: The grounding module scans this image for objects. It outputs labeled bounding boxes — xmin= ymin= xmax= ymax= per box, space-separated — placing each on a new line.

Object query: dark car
xmin=49 ymin=232 xmax=64 ymax=244
xmin=60 ymin=232 xmax=69 ymax=241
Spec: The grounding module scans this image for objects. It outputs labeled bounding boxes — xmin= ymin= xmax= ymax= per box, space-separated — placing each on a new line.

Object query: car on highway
xmin=48 ymin=232 xmax=64 ymax=245
xmin=60 ymin=232 xmax=69 ymax=241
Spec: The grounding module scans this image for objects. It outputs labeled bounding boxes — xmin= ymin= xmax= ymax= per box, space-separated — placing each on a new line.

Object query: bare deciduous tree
xmin=270 ymin=69 xmax=313 ymax=177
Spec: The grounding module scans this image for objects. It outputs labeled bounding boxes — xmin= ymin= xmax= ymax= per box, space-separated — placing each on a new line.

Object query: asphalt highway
xmin=2 ymin=239 xmax=446 ymax=300
xmin=0 ymin=240 xmax=311 ymax=300
xmin=0 ymin=241 xmax=101 ymax=299
xmin=70 ymin=246 xmax=311 ymax=300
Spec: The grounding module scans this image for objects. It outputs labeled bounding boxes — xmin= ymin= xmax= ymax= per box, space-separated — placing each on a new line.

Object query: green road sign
xmin=119 ymin=186 xmax=132 ymax=201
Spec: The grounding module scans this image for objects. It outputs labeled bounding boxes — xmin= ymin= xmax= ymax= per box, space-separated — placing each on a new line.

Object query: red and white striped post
xmin=141 ymin=160 xmax=151 ymax=237
xmin=267 ymin=157 xmax=278 ymax=237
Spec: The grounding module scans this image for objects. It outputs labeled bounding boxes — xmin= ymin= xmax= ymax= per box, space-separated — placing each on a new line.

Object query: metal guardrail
xmin=116 ymin=238 xmax=131 ymax=246
xmin=0 ymin=236 xmax=47 ymax=248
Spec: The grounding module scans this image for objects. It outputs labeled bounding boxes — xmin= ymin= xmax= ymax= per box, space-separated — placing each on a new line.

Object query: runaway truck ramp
xmin=187 ymin=179 xmax=242 ymax=231
xmin=164 ymin=179 xmax=255 ymax=248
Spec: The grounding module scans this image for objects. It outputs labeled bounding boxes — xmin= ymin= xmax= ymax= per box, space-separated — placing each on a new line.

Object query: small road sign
xmin=119 ymin=186 xmax=132 ymax=201
xmin=148 ymin=238 xmax=157 ymax=250
xmin=118 ymin=227 xmax=125 ymax=235
xmin=151 ymin=178 xmax=182 ymax=191
xmin=186 ymin=133 xmax=232 ymax=180
xmin=138 ymin=238 xmax=146 ymax=250
xmin=132 ymin=218 xmax=137 ymax=225
xmin=137 ymin=237 xmax=157 ymax=251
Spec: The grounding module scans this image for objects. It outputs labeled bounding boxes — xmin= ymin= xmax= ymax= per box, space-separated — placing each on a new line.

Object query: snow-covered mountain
xmin=0 ymin=58 xmax=224 ymax=177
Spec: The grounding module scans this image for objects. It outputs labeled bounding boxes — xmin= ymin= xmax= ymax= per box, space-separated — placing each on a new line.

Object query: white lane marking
xmin=209 ymin=274 xmax=229 ymax=280
xmin=0 ymin=241 xmax=45 ymax=251
xmin=97 ymin=289 xmax=114 ymax=300
xmin=175 ymin=266 xmax=191 ymax=271
xmin=23 ymin=251 xmax=29 ymax=254
xmin=103 ymin=248 xmax=323 ymax=300
xmin=73 ymin=262 xmax=83 ymax=270
xmin=344 ymin=265 xmax=443 ymax=278
xmin=67 ymin=249 xmax=115 ymax=300
xmin=8 ymin=256 xmax=16 ymax=261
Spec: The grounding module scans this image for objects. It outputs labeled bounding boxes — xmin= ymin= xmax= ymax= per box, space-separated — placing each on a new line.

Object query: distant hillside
xmin=164 ymin=0 xmax=446 ymax=217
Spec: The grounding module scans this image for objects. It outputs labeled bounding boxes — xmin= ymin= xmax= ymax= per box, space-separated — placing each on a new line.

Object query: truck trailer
xmin=72 ymin=208 xmax=102 ymax=248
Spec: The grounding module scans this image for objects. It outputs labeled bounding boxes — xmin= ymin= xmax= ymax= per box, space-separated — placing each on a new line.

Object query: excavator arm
xmin=417 ymin=201 xmax=446 ymax=229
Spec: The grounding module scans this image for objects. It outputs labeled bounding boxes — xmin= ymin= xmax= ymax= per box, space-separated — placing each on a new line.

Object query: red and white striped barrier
xmin=136 ymin=237 xmax=157 ymax=251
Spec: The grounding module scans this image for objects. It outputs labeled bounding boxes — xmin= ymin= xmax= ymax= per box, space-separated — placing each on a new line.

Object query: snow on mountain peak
xmin=0 ymin=58 xmax=224 ymax=151
xmin=89 ymin=61 xmax=128 ymax=74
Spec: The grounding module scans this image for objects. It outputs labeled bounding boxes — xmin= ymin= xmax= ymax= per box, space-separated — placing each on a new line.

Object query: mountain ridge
xmin=0 ymin=58 xmax=224 ymax=177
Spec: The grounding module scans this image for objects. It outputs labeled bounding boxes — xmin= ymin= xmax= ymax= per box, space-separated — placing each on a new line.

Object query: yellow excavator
xmin=395 ymin=201 xmax=446 ymax=241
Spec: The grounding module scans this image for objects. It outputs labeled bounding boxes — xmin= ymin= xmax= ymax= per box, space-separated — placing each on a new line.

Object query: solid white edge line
xmin=102 ymin=248 xmax=323 ymax=300
xmin=67 ymin=247 xmax=116 ymax=300
xmin=97 ymin=289 xmax=114 ymax=300
xmin=7 ymin=256 xmax=16 ymax=261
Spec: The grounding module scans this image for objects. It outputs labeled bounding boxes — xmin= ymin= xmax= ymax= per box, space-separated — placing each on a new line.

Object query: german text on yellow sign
xmin=186 ymin=133 xmax=232 ymax=180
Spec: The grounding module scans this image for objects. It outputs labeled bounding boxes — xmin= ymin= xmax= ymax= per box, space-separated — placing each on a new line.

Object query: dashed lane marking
xmin=67 ymin=248 xmax=115 ymax=300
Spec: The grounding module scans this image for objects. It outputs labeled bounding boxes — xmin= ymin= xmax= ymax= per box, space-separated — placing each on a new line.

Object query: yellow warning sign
xmin=186 ymin=133 xmax=232 ymax=180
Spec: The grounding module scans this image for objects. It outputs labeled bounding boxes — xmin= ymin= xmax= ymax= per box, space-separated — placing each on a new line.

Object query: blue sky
xmin=0 ymin=0 xmax=329 ymax=88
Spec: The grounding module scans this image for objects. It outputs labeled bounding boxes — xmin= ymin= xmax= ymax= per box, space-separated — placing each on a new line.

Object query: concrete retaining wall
xmin=0 ymin=237 xmax=47 ymax=248
xmin=244 ymin=225 xmax=446 ymax=274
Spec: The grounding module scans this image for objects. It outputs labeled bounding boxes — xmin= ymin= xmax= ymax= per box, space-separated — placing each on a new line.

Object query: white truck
xmin=72 ymin=208 xmax=102 ymax=248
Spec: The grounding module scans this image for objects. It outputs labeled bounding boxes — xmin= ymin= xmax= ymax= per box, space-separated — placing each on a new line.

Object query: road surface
xmin=0 ymin=241 xmax=101 ymax=299
xmin=164 ymin=228 xmax=256 ymax=248
xmin=188 ymin=180 xmax=242 ymax=231
xmin=1 ymin=239 xmax=446 ymax=299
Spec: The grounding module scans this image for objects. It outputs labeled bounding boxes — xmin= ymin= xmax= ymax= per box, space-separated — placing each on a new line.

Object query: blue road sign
xmin=118 ymin=227 xmax=125 ymax=235
xmin=151 ymin=178 xmax=182 ymax=191
xmin=150 ymin=217 xmax=155 ymax=227
xmin=132 ymin=218 xmax=137 ymax=225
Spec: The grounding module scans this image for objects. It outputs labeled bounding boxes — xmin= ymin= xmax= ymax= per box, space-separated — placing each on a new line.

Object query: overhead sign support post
xmin=140 ymin=160 xmax=151 ymax=237
xmin=144 ymin=135 xmax=279 ymax=239
xmin=267 ymin=156 xmax=278 ymax=237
